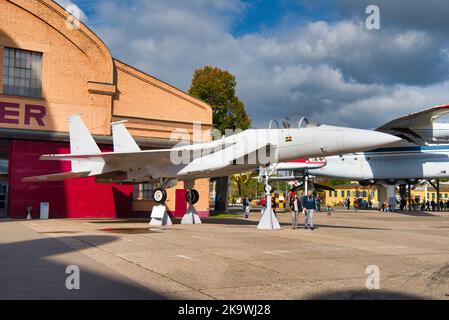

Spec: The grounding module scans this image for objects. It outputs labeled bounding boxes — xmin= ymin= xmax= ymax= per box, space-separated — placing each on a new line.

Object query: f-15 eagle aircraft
xmin=23 ymin=115 xmax=400 ymax=207
xmin=308 ymin=104 xmax=449 ymax=187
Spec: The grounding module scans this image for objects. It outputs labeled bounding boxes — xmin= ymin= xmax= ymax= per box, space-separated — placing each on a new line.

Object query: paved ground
xmin=1 ymin=209 xmax=449 ymax=300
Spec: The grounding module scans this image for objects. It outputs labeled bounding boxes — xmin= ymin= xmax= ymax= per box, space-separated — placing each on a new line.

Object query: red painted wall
xmin=8 ymin=140 xmax=135 ymax=219
xmin=174 ymin=189 xmax=187 ymax=218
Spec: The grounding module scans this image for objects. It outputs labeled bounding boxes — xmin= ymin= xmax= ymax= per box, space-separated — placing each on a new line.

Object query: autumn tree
xmin=189 ymin=66 xmax=251 ymax=212
xmin=189 ymin=66 xmax=251 ymax=134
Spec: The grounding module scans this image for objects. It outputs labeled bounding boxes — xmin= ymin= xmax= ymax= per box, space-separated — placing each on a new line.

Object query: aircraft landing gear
xmin=186 ymin=189 xmax=200 ymax=205
xmin=181 ymin=188 xmax=202 ymax=225
xmin=264 ymin=183 xmax=272 ymax=194
xmin=153 ymin=188 xmax=167 ymax=204
xmin=257 ymin=173 xmax=281 ymax=230
xmin=149 ymin=188 xmax=172 ymax=227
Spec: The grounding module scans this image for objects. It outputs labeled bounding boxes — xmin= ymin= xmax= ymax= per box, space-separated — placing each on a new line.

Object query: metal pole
xmin=305 ymin=175 xmax=309 ymax=195
xmin=408 ymin=184 xmax=412 ymax=211
xmin=437 ymin=179 xmax=441 ymax=212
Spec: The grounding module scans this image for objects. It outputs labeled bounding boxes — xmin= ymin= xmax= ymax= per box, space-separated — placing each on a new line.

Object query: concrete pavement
xmin=0 ymin=221 xmax=163 ymax=300
xmin=1 ymin=209 xmax=449 ymax=299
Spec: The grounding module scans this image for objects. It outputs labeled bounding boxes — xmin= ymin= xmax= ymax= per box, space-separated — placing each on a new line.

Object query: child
xmin=327 ymin=205 xmax=332 ymax=216
xmin=244 ymin=200 xmax=252 ymax=218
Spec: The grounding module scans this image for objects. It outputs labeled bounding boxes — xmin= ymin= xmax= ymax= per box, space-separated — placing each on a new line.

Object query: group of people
xmin=380 ymin=198 xmax=449 ymax=212
xmin=289 ymin=191 xmax=321 ymax=230
xmin=425 ymin=199 xmax=449 ymax=211
xmin=405 ymin=198 xmax=449 ymax=212
xmin=241 ymin=191 xmax=321 ymax=230
xmin=242 ymin=195 xmax=273 ymax=219
xmin=343 ymin=197 xmax=373 ymax=211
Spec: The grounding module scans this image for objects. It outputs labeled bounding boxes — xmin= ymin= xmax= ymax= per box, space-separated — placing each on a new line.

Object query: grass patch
xmin=210 ymin=212 xmax=244 ymax=219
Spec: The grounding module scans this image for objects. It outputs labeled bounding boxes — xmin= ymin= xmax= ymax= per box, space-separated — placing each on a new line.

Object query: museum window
xmin=329 ymin=191 xmax=332 ymax=197
xmin=341 ymin=191 xmax=345 ymax=197
xmin=134 ymin=183 xmax=155 ymax=200
xmin=3 ymin=47 xmax=42 ymax=98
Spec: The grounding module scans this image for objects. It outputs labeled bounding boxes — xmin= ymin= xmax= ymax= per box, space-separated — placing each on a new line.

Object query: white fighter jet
xmin=23 ymin=115 xmax=400 ymax=207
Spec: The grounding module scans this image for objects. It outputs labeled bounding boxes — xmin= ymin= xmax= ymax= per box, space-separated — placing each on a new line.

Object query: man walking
xmin=302 ymin=191 xmax=317 ymax=230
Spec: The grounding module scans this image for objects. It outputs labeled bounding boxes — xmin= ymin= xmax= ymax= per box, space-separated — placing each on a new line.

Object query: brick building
xmin=0 ymin=0 xmax=212 ymax=219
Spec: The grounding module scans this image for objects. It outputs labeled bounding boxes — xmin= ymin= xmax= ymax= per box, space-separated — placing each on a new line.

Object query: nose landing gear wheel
xmin=181 ymin=189 xmax=202 ymax=224
xmin=154 ymin=188 xmax=167 ymax=204
xmin=264 ymin=184 xmax=272 ymax=194
xmin=186 ymin=189 xmax=200 ymax=205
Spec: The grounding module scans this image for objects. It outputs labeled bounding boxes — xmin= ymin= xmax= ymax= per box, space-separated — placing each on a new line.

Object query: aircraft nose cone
xmin=342 ymin=129 xmax=401 ymax=151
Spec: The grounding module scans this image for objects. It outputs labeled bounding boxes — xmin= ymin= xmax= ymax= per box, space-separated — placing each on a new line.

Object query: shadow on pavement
xmin=313 ymin=224 xmax=391 ymax=231
xmin=202 ymin=217 xmax=391 ymax=231
xmin=306 ymin=289 xmax=424 ymax=300
xmin=0 ymin=225 xmax=165 ymax=300
xmin=202 ymin=218 xmax=260 ymax=226
xmin=395 ymin=211 xmax=441 ymax=217
xmin=86 ymin=219 xmax=150 ymax=224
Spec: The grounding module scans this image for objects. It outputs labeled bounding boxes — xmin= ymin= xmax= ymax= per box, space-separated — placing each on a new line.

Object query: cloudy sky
xmin=56 ymin=0 xmax=449 ymax=129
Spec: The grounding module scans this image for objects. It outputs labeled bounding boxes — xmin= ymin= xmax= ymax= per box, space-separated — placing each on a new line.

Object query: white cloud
xmin=78 ymin=0 xmax=449 ymax=128
xmin=55 ymin=0 xmax=88 ymax=23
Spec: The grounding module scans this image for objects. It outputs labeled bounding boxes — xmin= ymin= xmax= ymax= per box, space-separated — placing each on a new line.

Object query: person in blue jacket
xmin=302 ymin=191 xmax=317 ymax=230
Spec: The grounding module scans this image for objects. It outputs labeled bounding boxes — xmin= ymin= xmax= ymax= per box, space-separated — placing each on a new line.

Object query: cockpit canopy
xmin=269 ymin=116 xmax=320 ymax=129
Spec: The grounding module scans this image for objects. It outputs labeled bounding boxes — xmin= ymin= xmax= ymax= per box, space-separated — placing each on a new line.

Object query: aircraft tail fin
xmin=69 ymin=115 xmax=101 ymax=154
xmin=111 ymin=120 xmax=141 ymax=152
xmin=69 ymin=115 xmax=101 ymax=172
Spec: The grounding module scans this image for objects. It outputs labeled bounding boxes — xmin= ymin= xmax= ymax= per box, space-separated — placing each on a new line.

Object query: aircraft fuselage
xmin=309 ymin=144 xmax=449 ymax=183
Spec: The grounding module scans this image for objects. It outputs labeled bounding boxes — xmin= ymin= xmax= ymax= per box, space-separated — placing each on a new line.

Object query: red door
xmin=174 ymin=189 xmax=187 ymax=217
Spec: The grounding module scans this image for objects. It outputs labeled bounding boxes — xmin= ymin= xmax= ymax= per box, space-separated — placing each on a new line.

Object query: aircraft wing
xmin=39 ymin=140 xmax=240 ymax=164
xmin=176 ymin=139 xmax=275 ymax=178
xmin=36 ymin=139 xmax=273 ymax=180
xmin=376 ymin=104 xmax=449 ymax=144
xmin=40 ymin=149 xmax=175 ymax=166
xmin=22 ymin=171 xmax=91 ymax=182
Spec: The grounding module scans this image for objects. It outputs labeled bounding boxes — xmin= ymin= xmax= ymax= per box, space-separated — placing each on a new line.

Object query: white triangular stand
xmin=181 ymin=204 xmax=202 ymax=225
xmin=26 ymin=207 xmax=32 ymax=220
xmin=257 ymin=196 xmax=281 ymax=230
xmin=149 ymin=205 xmax=172 ymax=227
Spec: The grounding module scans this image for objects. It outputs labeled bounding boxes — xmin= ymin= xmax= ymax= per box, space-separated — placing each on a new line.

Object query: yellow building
xmin=325 ymin=183 xmax=449 ymax=208
xmin=324 ymin=183 xmax=379 ymax=207
xmin=410 ymin=185 xmax=449 ymax=202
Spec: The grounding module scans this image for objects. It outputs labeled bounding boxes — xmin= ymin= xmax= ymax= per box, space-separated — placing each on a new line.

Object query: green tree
xmin=189 ymin=66 xmax=251 ymax=134
xmin=189 ymin=66 xmax=251 ymax=212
